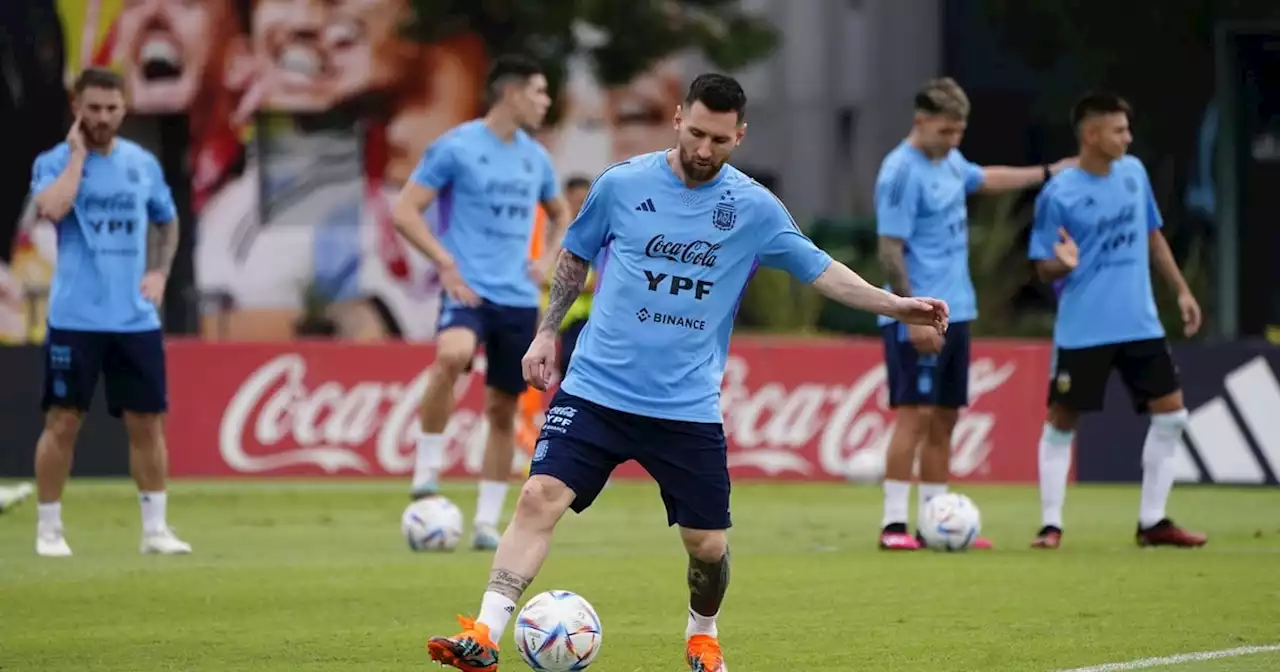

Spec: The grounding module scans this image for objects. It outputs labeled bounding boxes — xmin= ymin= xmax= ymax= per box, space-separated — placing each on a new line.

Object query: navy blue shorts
xmin=42 ymin=327 xmax=168 ymax=418
xmin=881 ymin=320 xmax=971 ymax=409
xmin=436 ymin=299 xmax=538 ymax=396
xmin=529 ymin=390 xmax=731 ymax=530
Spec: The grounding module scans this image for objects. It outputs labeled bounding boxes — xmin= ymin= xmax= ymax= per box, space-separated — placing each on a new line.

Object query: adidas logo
xmin=635 ymin=198 xmax=657 ymax=212
xmin=1174 ymin=356 xmax=1280 ymax=485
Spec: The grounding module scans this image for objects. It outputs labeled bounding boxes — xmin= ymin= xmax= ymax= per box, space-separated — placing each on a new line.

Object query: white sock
xmin=139 ymin=491 xmax=168 ymax=534
xmin=475 ymin=480 xmax=509 ymax=529
xmin=882 ymin=479 xmax=911 ymax=528
xmin=686 ymin=607 xmax=718 ymax=638
xmin=411 ymin=434 xmax=445 ymax=492
xmin=37 ymin=501 xmax=62 ymax=528
xmin=1038 ymin=424 xmax=1075 ymax=529
xmin=477 ymin=591 xmax=517 ymax=640
xmin=1139 ymin=410 xmax=1188 ymax=529
xmin=918 ymin=482 xmax=947 ymax=517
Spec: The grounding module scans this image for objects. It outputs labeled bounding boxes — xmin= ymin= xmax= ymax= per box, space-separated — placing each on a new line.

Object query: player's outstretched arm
xmin=976 ymin=157 xmax=1077 ymax=194
xmin=811 ymin=260 xmax=948 ymax=332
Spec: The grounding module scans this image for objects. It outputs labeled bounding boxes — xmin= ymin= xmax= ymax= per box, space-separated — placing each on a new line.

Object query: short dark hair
xmin=73 ymin=67 xmax=124 ymax=95
xmin=684 ymin=73 xmax=747 ymax=122
xmin=486 ymin=53 xmax=543 ymax=100
xmin=1071 ymin=92 xmax=1131 ymax=128
xmin=914 ymin=77 xmax=970 ymax=119
xmin=564 ymin=175 xmax=592 ymax=191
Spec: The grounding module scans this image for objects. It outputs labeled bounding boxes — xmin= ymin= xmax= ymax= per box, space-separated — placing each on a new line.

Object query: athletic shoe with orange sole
xmin=426 ymin=616 xmax=499 ymax=671
xmin=687 ymin=634 xmax=727 ymax=672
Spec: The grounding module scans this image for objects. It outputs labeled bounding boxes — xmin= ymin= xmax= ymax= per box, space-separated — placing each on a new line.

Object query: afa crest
xmin=1055 ymin=370 xmax=1072 ymax=394
xmin=1124 ymin=176 xmax=1137 ymax=193
xmin=712 ymin=192 xmax=737 ymax=231
xmin=126 ymin=167 xmax=140 ymax=184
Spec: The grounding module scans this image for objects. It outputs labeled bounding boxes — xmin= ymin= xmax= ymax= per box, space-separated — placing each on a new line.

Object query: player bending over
xmin=29 ymin=68 xmax=190 ymax=557
xmin=425 ymin=73 xmax=949 ymax=672
xmin=1029 ymin=92 xmax=1206 ymax=550
xmin=873 ymin=77 xmax=1076 ymax=551
xmin=392 ymin=55 xmax=572 ymax=551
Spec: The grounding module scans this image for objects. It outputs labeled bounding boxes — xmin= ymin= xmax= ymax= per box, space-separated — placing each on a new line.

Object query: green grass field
xmin=2 ymin=479 xmax=1278 ymax=671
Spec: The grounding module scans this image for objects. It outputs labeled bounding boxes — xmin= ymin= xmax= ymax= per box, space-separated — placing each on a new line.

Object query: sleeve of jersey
xmin=410 ymin=140 xmax=456 ymax=190
xmin=560 ymin=172 xmax=611 ymax=262
xmin=960 ymin=154 xmax=985 ymax=193
xmin=757 ymin=197 xmax=833 ymax=284
xmin=1136 ymin=161 xmax=1164 ymax=231
xmin=875 ymin=162 xmax=917 ymax=239
xmin=30 ymin=152 xmax=62 ymax=194
xmin=1028 ymin=190 xmax=1063 ymax=261
xmin=539 ymin=149 xmax=561 ymax=201
xmin=146 ymin=156 xmax=178 ymax=224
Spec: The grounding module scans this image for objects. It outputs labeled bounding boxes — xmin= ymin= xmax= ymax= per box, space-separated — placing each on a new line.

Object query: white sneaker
xmin=36 ymin=524 xmax=72 ymax=557
xmin=0 ymin=483 xmax=33 ymax=513
xmin=140 ymin=527 xmax=193 ymax=555
xmin=471 ymin=523 xmax=501 ymax=551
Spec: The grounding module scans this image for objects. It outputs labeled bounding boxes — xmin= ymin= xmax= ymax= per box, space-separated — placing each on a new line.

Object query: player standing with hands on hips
xmin=425 ymin=73 xmax=949 ymax=672
xmin=29 ymin=68 xmax=190 ymax=557
xmin=392 ymin=54 xmax=572 ymax=551
xmin=873 ymin=77 xmax=1076 ymax=551
xmin=1029 ymin=92 xmax=1206 ymax=549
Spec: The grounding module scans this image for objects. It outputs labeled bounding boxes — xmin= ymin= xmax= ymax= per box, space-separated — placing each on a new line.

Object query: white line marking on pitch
xmin=1060 ymin=644 xmax=1280 ymax=671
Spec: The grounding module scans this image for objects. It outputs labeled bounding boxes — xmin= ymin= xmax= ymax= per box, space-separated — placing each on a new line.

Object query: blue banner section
xmin=1077 ymin=342 xmax=1280 ymax=485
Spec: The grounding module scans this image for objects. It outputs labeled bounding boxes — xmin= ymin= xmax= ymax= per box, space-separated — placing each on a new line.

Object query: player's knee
xmin=890 ymin=406 xmax=932 ymax=445
xmin=42 ymin=409 xmax=82 ymax=448
xmin=514 ymin=476 xmax=574 ymax=527
xmin=484 ymin=390 xmax=519 ymax=427
xmin=432 ymin=348 xmax=473 ymax=378
xmin=123 ymin=412 xmax=165 ymax=450
xmin=1046 ymin=405 xmax=1080 ymax=432
xmin=679 ymin=528 xmax=727 ymax=563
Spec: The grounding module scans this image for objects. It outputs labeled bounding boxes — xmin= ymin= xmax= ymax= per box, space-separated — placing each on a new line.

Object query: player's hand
xmin=67 ymin=114 xmax=86 ymax=155
xmin=1178 ymin=291 xmax=1203 ymax=337
xmin=522 ymin=330 xmax=559 ymax=391
xmin=528 ymin=255 xmax=553 ymax=287
xmin=438 ymin=263 xmax=481 ymax=307
xmin=140 ymin=271 xmax=167 ymax=304
xmin=890 ymin=296 xmax=948 ymax=335
xmin=1049 ymin=156 xmax=1078 ymax=176
xmin=907 ymin=323 xmax=944 ymax=354
xmin=1053 ymin=227 xmax=1079 ymax=270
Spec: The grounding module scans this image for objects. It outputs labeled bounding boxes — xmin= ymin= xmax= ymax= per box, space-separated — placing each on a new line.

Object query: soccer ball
xmin=400 ymin=497 xmax=463 ymax=552
xmin=513 ymin=590 xmax=603 ymax=670
xmin=919 ymin=492 xmax=982 ymax=551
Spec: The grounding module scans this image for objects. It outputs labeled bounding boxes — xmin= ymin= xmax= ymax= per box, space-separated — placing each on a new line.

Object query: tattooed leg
xmin=687 ymin=546 xmax=731 ymax=618
xmin=473 ymin=476 xmax=576 ymax=640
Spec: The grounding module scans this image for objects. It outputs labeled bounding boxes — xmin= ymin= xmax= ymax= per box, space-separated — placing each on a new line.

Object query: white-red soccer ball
xmin=919 ymin=493 xmax=982 ymax=551
xmin=513 ymin=590 xmax=603 ymax=670
xmin=400 ymin=497 xmax=463 ymax=552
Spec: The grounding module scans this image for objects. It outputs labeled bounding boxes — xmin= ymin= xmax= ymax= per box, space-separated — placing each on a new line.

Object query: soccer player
xmin=29 ymin=68 xmax=190 ymax=557
xmin=0 ymin=483 xmax=33 ymax=514
xmin=1029 ymin=92 xmax=1206 ymax=549
xmin=874 ymin=77 xmax=1075 ymax=551
xmin=424 ymin=73 xmax=950 ymax=672
xmin=392 ymin=54 xmax=572 ymax=551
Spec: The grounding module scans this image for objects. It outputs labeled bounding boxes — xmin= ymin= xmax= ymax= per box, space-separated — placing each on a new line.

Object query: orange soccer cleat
xmin=686 ymin=633 xmax=727 ymax=672
xmin=426 ymin=616 xmax=500 ymax=671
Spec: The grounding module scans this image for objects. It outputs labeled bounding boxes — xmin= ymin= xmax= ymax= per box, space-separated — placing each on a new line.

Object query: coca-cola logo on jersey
xmin=644 ymin=234 xmax=720 ymax=267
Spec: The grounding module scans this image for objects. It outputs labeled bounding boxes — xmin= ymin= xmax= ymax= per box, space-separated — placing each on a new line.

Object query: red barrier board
xmin=165 ymin=338 xmax=1053 ymax=483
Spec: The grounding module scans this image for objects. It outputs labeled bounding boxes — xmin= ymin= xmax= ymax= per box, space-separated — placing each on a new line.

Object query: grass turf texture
xmin=2 ymin=480 xmax=1278 ymax=671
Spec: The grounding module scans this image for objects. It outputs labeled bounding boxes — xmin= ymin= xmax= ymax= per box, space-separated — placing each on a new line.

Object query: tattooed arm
xmin=147 ymin=219 xmax=180 ymax=276
xmin=538 ymin=249 xmax=590 ymax=335
xmin=877 ymin=236 xmax=912 ymax=296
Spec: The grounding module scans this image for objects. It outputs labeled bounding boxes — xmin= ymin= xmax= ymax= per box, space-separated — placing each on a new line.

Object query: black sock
xmin=687 ymin=547 xmax=730 ymax=617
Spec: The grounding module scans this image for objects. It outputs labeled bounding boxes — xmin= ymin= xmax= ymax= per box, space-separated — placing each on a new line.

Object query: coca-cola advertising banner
xmin=1076 ymin=343 xmax=1280 ymax=485
xmin=163 ymin=338 xmax=1052 ymax=483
